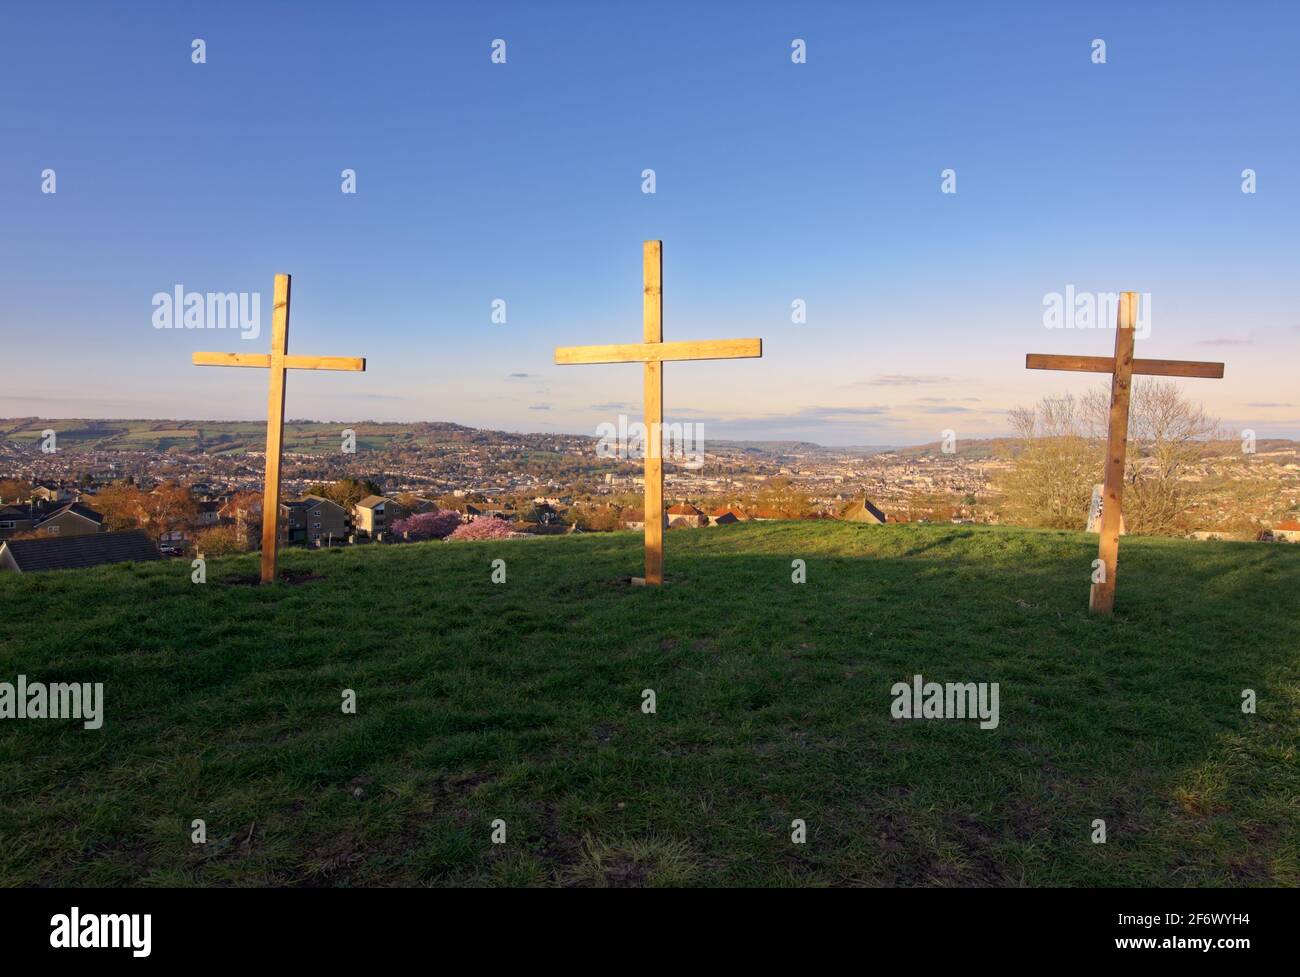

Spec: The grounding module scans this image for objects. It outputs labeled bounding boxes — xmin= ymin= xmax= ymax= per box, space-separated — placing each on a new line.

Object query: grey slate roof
xmin=1 ymin=530 xmax=161 ymax=572
xmin=35 ymin=502 xmax=103 ymax=526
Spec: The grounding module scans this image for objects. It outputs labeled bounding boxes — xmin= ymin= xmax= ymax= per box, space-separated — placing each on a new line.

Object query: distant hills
xmin=2 ymin=417 xmax=1296 ymax=461
xmin=0 ymin=418 xmax=898 ymax=457
xmin=0 ymin=418 xmax=485 ymax=455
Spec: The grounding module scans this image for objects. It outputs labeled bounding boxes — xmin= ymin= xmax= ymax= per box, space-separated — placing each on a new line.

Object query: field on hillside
xmin=0 ymin=418 xmax=435 ymax=454
xmin=0 ymin=523 xmax=1297 ymax=887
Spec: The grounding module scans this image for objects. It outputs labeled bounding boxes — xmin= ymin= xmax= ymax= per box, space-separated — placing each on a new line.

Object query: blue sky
xmin=2 ymin=0 xmax=1298 ymax=445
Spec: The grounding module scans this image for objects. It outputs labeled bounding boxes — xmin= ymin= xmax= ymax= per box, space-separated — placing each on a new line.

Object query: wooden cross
xmin=555 ymin=240 xmax=762 ymax=585
xmin=192 ymin=273 xmax=366 ymax=583
xmin=1025 ymin=291 xmax=1223 ymax=614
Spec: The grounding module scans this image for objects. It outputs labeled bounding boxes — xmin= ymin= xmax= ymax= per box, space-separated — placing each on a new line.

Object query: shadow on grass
xmin=0 ymin=523 xmax=1296 ymax=886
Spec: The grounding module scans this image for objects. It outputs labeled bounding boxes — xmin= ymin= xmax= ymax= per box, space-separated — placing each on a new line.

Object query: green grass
xmin=0 ymin=417 xmax=434 ymax=453
xmin=1 ymin=522 xmax=1297 ymax=887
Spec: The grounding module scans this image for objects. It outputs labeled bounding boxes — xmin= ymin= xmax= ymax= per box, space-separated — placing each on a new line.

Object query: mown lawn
xmin=0 ymin=522 xmax=1296 ymax=887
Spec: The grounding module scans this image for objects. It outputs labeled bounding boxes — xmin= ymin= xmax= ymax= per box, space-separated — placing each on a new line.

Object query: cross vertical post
xmin=643 ymin=241 xmax=664 ymax=585
xmin=1090 ymin=292 xmax=1136 ymax=614
xmin=192 ymin=272 xmax=366 ymax=584
xmin=1024 ymin=290 xmax=1224 ymax=614
xmin=260 ymin=273 xmax=292 ymax=584
xmin=554 ymin=241 xmax=762 ymax=586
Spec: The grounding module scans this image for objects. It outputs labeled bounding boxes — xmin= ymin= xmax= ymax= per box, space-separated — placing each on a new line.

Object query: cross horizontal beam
xmin=555 ymin=338 xmax=761 ymax=365
xmin=1025 ymin=353 xmax=1224 ymax=379
xmin=192 ymin=352 xmax=366 ymax=372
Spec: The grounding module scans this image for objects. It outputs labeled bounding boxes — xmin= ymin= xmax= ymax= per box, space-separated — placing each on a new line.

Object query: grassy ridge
xmin=0 ymin=418 xmax=460 ymax=454
xmin=0 ymin=522 xmax=1296 ymax=887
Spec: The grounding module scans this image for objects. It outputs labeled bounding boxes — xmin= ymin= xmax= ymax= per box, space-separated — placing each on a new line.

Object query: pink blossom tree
xmin=447 ymin=517 xmax=519 ymax=541
xmin=392 ymin=509 xmax=462 ymax=541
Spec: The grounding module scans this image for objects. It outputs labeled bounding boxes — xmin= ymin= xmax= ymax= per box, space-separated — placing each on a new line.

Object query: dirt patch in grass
xmin=430 ymin=771 xmax=494 ymax=795
xmin=221 ymin=568 xmax=324 ymax=586
xmin=299 ymin=833 xmax=367 ymax=884
xmin=595 ymin=856 xmax=649 ymax=887
xmin=603 ymin=575 xmax=682 ymax=589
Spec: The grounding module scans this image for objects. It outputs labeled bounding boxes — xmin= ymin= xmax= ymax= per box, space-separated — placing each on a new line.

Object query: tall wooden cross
xmin=1026 ymin=291 xmax=1224 ymax=614
xmin=193 ymin=273 xmax=366 ymax=583
xmin=555 ymin=240 xmax=762 ymax=585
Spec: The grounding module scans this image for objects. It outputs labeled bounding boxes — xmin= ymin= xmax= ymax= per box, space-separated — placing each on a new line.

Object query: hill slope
xmin=1 ymin=523 xmax=1297 ymax=887
xmin=0 ymin=417 xmax=480 ymax=454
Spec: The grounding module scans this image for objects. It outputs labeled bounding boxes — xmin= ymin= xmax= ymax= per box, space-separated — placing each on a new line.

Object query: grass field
xmin=0 ymin=417 xmax=424 ymax=453
xmin=1 ymin=522 xmax=1296 ymax=887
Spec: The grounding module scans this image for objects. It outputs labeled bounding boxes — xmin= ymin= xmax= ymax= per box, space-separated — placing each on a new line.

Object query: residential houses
xmin=533 ymin=502 xmax=564 ymax=526
xmin=281 ymin=495 xmax=351 ymax=546
xmin=709 ymin=504 xmax=749 ymax=525
xmin=667 ymin=502 xmax=706 ymax=528
xmin=841 ymin=497 xmax=888 ymax=524
xmin=0 ymin=501 xmax=104 ymax=540
xmin=353 ymin=495 xmax=407 ymax=542
xmin=619 ymin=509 xmax=646 ymax=531
xmin=217 ymin=495 xmax=261 ymax=547
xmin=30 ymin=482 xmax=74 ymax=503
xmin=1266 ymin=519 xmax=1300 ymax=543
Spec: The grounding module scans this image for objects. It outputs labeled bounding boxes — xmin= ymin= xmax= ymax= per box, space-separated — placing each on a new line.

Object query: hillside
xmin=0 ymin=417 xmax=902 ymax=459
xmin=1 ymin=522 xmax=1297 ymax=887
xmin=0 ymin=417 xmax=482 ymax=455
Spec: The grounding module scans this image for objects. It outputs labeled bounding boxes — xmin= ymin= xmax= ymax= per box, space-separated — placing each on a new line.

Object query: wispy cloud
xmin=665 ymin=406 xmax=722 ymax=419
xmin=728 ymin=405 xmax=893 ymax=426
xmin=853 ymin=374 xmax=953 ymax=387
xmin=0 ymin=394 xmax=155 ymax=409
xmin=1196 ymin=339 xmax=1253 ymax=347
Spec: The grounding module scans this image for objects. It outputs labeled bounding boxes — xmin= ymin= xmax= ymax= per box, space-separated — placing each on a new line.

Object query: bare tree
xmin=756 ymin=476 xmax=811 ymax=518
xmin=996 ymin=394 xmax=1101 ymax=528
xmin=1082 ymin=380 xmax=1221 ymax=535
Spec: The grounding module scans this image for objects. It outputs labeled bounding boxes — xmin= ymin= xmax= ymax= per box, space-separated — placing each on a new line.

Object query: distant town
xmin=2 ymin=416 xmax=1298 ymax=573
